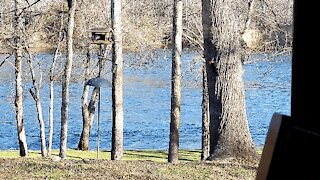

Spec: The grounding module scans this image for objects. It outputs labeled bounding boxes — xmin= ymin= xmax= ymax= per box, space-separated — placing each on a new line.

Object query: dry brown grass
xmin=0 ymin=150 xmax=259 ymax=180
xmin=0 ymin=157 xmax=258 ymax=180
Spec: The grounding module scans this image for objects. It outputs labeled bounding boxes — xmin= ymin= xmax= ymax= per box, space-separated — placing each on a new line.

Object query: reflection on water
xmin=0 ymin=50 xmax=291 ymax=150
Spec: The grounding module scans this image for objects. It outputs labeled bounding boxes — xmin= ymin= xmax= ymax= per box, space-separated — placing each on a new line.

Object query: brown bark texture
xmin=202 ymin=0 xmax=258 ymax=161
xmin=168 ymin=0 xmax=183 ymax=164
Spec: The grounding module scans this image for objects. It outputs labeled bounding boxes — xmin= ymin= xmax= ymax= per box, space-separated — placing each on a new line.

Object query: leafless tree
xmin=75 ymin=0 xmax=110 ymax=151
xmin=111 ymin=0 xmax=124 ymax=160
xmin=13 ymin=0 xmax=28 ymax=157
xmin=60 ymin=0 xmax=77 ymax=159
xmin=48 ymin=6 xmax=65 ymax=156
xmin=201 ymin=0 xmax=258 ymax=162
xmin=25 ymin=47 xmax=47 ymax=157
xmin=168 ymin=0 xmax=183 ymax=164
xmin=77 ymin=45 xmax=109 ymax=151
xmin=77 ymin=49 xmax=99 ymax=151
xmin=201 ymin=0 xmax=216 ymax=161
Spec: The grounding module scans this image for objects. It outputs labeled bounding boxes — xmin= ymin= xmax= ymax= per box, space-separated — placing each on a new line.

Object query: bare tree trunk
xmin=202 ymin=0 xmax=258 ymax=161
xmin=168 ymin=0 xmax=183 ymax=164
xmin=48 ymin=72 xmax=54 ymax=155
xmin=78 ymin=49 xmax=92 ymax=151
xmin=201 ymin=64 xmax=210 ymax=161
xmin=49 ymin=48 xmax=58 ymax=156
xmin=48 ymin=6 xmax=64 ymax=156
xmin=25 ymin=51 xmax=47 ymax=157
xmin=14 ymin=0 xmax=28 ymax=157
xmin=78 ymin=46 xmax=106 ymax=151
xmin=201 ymin=0 xmax=218 ymax=158
xmin=111 ymin=0 xmax=124 ymax=160
xmin=60 ymin=0 xmax=77 ymax=159
xmin=78 ymin=80 xmax=99 ymax=151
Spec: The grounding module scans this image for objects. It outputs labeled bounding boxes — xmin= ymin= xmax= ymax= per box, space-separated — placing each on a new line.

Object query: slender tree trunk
xmin=48 ymin=8 xmax=64 ymax=156
xmin=48 ymin=74 xmax=54 ymax=155
xmin=201 ymin=0 xmax=218 ymax=158
xmin=111 ymin=0 xmax=124 ymax=160
xmin=14 ymin=0 xmax=28 ymax=157
xmin=201 ymin=64 xmax=210 ymax=161
xmin=60 ymin=0 xmax=77 ymax=159
xmin=49 ymin=47 xmax=59 ymax=156
xmin=96 ymin=44 xmax=104 ymax=159
xmin=168 ymin=0 xmax=183 ymax=164
xmin=26 ymin=51 xmax=47 ymax=157
xmin=202 ymin=0 xmax=258 ymax=161
xmin=31 ymin=91 xmax=47 ymax=157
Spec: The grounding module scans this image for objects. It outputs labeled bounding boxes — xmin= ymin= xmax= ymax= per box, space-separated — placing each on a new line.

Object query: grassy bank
xmin=0 ymin=149 xmax=201 ymax=162
xmin=0 ymin=149 xmax=259 ymax=179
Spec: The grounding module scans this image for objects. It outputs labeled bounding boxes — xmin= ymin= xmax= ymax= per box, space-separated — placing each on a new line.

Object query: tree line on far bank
xmin=0 ymin=0 xmax=292 ymax=164
xmin=0 ymin=0 xmax=293 ymax=53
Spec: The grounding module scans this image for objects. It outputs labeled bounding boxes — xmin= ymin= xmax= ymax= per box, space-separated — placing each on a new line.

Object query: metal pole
xmin=97 ymin=44 xmax=103 ymax=160
xmin=97 ymin=88 xmax=101 ymax=160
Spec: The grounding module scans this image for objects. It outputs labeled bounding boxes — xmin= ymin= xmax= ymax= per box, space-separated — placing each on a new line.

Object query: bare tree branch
xmin=0 ymin=55 xmax=12 ymax=68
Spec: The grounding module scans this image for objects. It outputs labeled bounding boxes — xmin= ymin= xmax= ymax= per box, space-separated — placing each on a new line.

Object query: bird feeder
xmin=86 ymin=27 xmax=112 ymax=160
xmin=89 ymin=27 xmax=112 ymax=45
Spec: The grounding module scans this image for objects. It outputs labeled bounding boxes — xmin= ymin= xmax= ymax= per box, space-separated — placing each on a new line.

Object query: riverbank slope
xmin=0 ymin=149 xmax=258 ymax=179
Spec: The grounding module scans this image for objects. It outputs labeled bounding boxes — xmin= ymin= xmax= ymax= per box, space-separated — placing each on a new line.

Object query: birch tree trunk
xmin=48 ymin=69 xmax=54 ymax=156
xmin=14 ymin=0 xmax=28 ymax=157
xmin=111 ymin=0 xmax=124 ymax=160
xmin=168 ymin=0 xmax=183 ymax=164
xmin=60 ymin=0 xmax=77 ymax=159
xmin=49 ymin=47 xmax=58 ymax=156
xmin=26 ymin=51 xmax=47 ymax=157
xmin=48 ymin=8 xmax=64 ymax=156
xmin=202 ymin=0 xmax=258 ymax=161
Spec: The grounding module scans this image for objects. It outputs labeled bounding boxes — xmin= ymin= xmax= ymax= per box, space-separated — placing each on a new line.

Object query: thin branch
xmin=24 ymin=0 xmax=31 ymax=6
xmin=2 ymin=58 xmax=18 ymax=71
xmin=0 ymin=55 xmax=12 ymax=68
xmin=29 ymin=88 xmax=37 ymax=101
xmin=2 ymin=0 xmax=42 ymax=16
xmin=0 ymin=60 xmax=5 ymax=68
xmin=182 ymin=27 xmax=204 ymax=51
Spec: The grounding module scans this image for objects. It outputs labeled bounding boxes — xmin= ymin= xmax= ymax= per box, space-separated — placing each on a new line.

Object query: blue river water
xmin=0 ymin=50 xmax=291 ymax=150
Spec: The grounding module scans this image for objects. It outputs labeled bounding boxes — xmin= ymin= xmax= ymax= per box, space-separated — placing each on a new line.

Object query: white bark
xmin=14 ymin=0 xmax=28 ymax=157
xmin=111 ymin=0 xmax=124 ymax=160
xmin=60 ymin=0 xmax=77 ymax=159
xmin=48 ymin=9 xmax=64 ymax=156
xmin=26 ymin=51 xmax=47 ymax=157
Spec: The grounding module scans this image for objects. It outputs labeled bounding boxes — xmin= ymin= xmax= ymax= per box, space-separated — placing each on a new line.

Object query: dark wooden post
xmin=256 ymin=1 xmax=320 ymax=179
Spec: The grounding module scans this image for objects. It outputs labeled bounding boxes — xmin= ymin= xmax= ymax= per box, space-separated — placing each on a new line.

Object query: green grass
xmin=0 ymin=149 xmax=262 ymax=162
xmin=1 ymin=149 xmax=262 ymax=161
xmin=0 ymin=149 xmax=202 ymax=162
